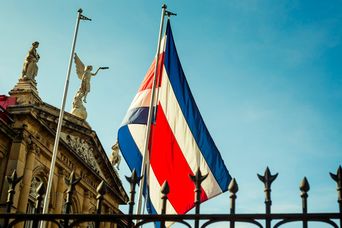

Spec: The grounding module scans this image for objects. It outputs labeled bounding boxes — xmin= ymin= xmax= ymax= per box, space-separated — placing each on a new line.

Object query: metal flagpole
xmin=41 ymin=8 xmax=91 ymax=222
xmin=136 ymin=4 xmax=168 ymax=215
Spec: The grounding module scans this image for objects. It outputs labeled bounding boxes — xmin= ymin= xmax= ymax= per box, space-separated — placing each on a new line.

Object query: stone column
xmin=17 ymin=142 xmax=38 ymax=213
xmin=55 ymin=169 xmax=65 ymax=213
xmin=77 ymin=186 xmax=84 ymax=213
xmin=80 ymin=190 xmax=90 ymax=228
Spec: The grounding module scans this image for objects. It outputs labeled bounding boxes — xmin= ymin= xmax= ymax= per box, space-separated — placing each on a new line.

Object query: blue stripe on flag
xmin=164 ymin=21 xmax=231 ymax=191
xmin=118 ymin=125 xmax=143 ymax=176
xmin=122 ymin=107 xmax=149 ymax=125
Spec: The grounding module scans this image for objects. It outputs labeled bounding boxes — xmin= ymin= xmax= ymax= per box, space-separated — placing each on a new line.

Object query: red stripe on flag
xmin=149 ymin=103 xmax=208 ymax=214
xmin=138 ymin=53 xmax=165 ymax=92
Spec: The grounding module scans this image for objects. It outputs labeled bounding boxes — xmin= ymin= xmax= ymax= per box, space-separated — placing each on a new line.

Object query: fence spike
xmin=330 ymin=165 xmax=342 ymax=228
xmin=228 ymin=178 xmax=239 ymax=194
xmin=228 ymin=178 xmax=238 ymax=228
xmin=329 ymin=166 xmax=341 ymax=200
xmin=125 ymin=169 xmax=143 ymax=216
xmin=258 ymin=167 xmax=278 ymax=228
xmin=35 ymin=182 xmax=46 ymax=214
xmin=300 ymin=177 xmax=310 ymax=194
xmin=97 ymin=181 xmax=106 ymax=196
xmin=161 ymin=181 xmax=170 ymax=214
xmin=96 ymin=181 xmax=107 ymax=213
xmin=190 ymin=168 xmax=208 ymax=228
xmin=229 ymin=178 xmax=238 ymax=214
xmin=6 ymin=170 xmax=23 ymax=212
xmin=63 ymin=170 xmax=81 ymax=228
xmin=300 ymin=177 xmax=310 ymax=228
xmin=3 ymin=170 xmax=23 ymax=228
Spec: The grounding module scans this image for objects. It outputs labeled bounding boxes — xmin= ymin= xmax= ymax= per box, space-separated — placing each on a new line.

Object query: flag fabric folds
xmin=118 ymin=20 xmax=231 ymax=215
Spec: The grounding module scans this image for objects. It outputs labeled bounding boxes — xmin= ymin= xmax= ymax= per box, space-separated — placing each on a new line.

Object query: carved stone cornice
xmin=61 ymin=133 xmax=103 ymax=177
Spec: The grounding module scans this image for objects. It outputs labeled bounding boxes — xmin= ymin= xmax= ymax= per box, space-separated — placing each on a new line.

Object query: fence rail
xmin=0 ymin=166 xmax=341 ymax=228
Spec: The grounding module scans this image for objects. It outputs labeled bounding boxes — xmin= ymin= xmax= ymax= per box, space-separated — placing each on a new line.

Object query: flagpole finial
xmin=162 ymin=4 xmax=167 ymax=9
xmin=165 ymin=10 xmax=177 ymax=17
xmin=78 ymin=8 xmax=83 ymax=13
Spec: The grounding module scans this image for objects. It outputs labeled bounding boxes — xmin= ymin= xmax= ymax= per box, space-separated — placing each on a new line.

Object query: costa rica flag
xmin=118 ymin=20 xmax=231 ymax=216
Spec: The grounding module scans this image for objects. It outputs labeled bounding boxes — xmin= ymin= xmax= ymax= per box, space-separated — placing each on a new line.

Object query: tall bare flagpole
xmin=136 ymin=4 xmax=168 ymax=215
xmin=41 ymin=8 xmax=91 ymax=219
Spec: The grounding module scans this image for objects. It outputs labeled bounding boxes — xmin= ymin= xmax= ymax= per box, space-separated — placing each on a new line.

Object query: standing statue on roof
xmin=110 ymin=142 xmax=121 ymax=170
xmin=71 ymin=53 xmax=108 ymax=120
xmin=21 ymin=41 xmax=40 ymax=80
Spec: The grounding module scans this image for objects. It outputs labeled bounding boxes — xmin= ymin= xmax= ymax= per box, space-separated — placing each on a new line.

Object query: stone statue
xmin=71 ymin=53 xmax=108 ymax=120
xmin=21 ymin=41 xmax=40 ymax=80
xmin=110 ymin=142 xmax=121 ymax=170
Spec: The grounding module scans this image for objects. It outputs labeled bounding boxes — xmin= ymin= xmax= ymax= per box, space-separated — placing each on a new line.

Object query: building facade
xmin=0 ymin=75 xmax=128 ymax=227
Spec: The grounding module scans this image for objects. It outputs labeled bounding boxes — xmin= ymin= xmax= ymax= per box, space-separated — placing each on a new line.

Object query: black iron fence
xmin=0 ymin=166 xmax=341 ymax=228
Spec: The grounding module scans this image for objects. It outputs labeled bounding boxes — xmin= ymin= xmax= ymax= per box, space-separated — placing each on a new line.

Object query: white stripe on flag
xmin=158 ymin=67 xmax=223 ymax=198
xmin=149 ymin=165 xmax=177 ymax=216
xmin=128 ymin=124 xmax=146 ymax=155
xmin=129 ymin=89 xmax=152 ymax=109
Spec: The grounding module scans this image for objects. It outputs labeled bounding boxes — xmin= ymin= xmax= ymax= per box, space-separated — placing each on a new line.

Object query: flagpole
xmin=136 ymin=4 xmax=167 ymax=215
xmin=41 ymin=8 xmax=90 ymax=221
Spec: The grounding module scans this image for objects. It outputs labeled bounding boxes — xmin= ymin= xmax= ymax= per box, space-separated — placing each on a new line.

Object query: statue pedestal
xmin=9 ymin=78 xmax=42 ymax=105
xmin=71 ymin=105 xmax=87 ymax=120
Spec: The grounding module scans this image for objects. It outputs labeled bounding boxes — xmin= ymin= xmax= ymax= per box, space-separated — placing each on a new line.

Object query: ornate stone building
xmin=0 ymin=70 xmax=128 ymax=226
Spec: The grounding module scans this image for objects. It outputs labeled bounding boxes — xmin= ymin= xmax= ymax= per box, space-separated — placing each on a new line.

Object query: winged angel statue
xmin=71 ymin=53 xmax=108 ymax=120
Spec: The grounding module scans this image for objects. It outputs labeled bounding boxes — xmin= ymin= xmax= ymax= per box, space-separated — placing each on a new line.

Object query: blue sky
xmin=0 ymin=0 xmax=341 ymax=225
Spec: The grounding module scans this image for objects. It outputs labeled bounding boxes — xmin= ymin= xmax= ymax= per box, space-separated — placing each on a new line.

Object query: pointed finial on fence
xmin=31 ymin=182 xmax=46 ymax=227
xmin=330 ymin=165 xmax=342 ymax=215
xmin=160 ymin=180 xmax=170 ymax=228
xmin=190 ymin=168 xmax=208 ymax=228
xmin=6 ymin=170 xmax=23 ymax=213
xmin=35 ymin=182 xmax=46 ymax=214
xmin=330 ymin=165 xmax=342 ymax=192
xmin=65 ymin=170 xmax=82 ymax=187
xmin=300 ymin=177 xmax=310 ymax=212
xmin=126 ymin=169 xmax=143 ymax=215
xmin=190 ymin=168 xmax=208 ymax=212
xmin=300 ymin=177 xmax=310 ymax=228
xmin=229 ymin=178 xmax=239 ymax=194
xmin=257 ymin=166 xmax=278 ymax=228
xmin=94 ymin=181 xmax=106 ymax=228
xmin=97 ymin=181 xmax=106 ymax=196
xmin=300 ymin=177 xmax=310 ymax=194
xmin=161 ymin=181 xmax=170 ymax=215
xmin=96 ymin=181 xmax=106 ymax=214
xmin=257 ymin=167 xmax=278 ymax=189
xmin=64 ymin=171 xmax=81 ymax=214
xmin=6 ymin=170 xmax=23 ymax=186
xmin=228 ymin=178 xmax=238 ymax=215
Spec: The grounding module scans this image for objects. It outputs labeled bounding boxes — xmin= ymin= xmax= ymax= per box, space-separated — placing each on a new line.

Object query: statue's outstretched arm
xmin=92 ymin=68 xmax=101 ymax=76
xmin=92 ymin=67 xmax=109 ymax=76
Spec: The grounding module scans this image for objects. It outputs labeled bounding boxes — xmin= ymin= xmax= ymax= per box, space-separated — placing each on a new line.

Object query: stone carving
xmin=71 ymin=53 xmax=108 ymax=120
xmin=110 ymin=142 xmax=121 ymax=170
xmin=64 ymin=134 xmax=101 ymax=175
xmin=21 ymin=41 xmax=40 ymax=81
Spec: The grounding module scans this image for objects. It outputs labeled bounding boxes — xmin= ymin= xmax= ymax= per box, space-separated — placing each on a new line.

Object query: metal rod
xmin=257 ymin=167 xmax=278 ymax=228
xmin=300 ymin=177 xmax=310 ymax=228
xmin=228 ymin=178 xmax=238 ymax=228
xmin=136 ymin=4 xmax=167 ymax=215
xmin=41 ymin=9 xmax=85 ymax=226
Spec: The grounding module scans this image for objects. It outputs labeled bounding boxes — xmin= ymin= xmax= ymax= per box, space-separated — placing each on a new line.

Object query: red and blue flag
xmin=118 ymin=20 xmax=231 ymax=216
